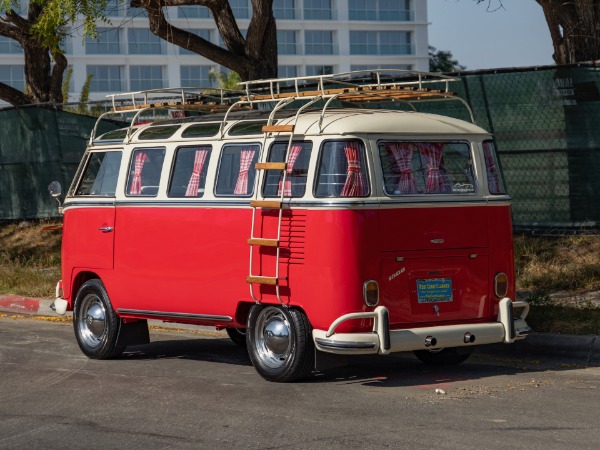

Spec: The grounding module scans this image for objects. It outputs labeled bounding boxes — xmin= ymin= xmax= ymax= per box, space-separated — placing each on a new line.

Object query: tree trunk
xmin=0 ymin=6 xmax=66 ymax=106
xmin=134 ymin=0 xmax=278 ymax=81
xmin=536 ymin=0 xmax=600 ymax=64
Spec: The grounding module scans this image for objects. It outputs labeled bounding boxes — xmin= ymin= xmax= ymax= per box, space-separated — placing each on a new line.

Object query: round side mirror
xmin=48 ymin=181 xmax=62 ymax=198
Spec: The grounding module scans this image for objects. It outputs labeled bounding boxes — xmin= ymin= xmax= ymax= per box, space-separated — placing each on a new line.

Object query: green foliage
xmin=208 ymin=68 xmax=242 ymax=90
xmin=429 ymin=46 xmax=466 ymax=73
xmin=77 ymin=72 xmax=93 ymax=114
xmin=62 ymin=66 xmax=73 ymax=103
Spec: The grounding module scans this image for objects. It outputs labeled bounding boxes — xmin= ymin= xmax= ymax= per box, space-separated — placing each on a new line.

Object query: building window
xmin=230 ymin=0 xmax=250 ymax=19
xmin=86 ymin=28 xmax=121 ymax=55
xmin=180 ymin=65 xmax=212 ymax=87
xmin=305 ymin=30 xmax=335 ymax=55
xmin=105 ymin=0 xmax=125 ymax=17
xmin=128 ymin=29 xmax=165 ymax=54
xmin=277 ymin=30 xmax=297 ymax=55
xmin=0 ymin=36 xmax=23 ymax=54
xmin=0 ymin=65 xmax=24 ymax=91
xmin=179 ymin=29 xmax=211 ymax=55
xmin=349 ymin=0 xmax=413 ymax=21
xmin=350 ymin=31 xmax=412 ymax=55
xmin=306 ymin=65 xmax=334 ymax=76
xmin=130 ymin=66 xmax=164 ymax=90
xmin=87 ymin=65 xmax=124 ymax=92
xmin=126 ymin=6 xmax=148 ymax=17
xmin=278 ymin=65 xmax=297 ymax=78
xmin=351 ymin=64 xmax=412 ymax=71
xmin=177 ymin=6 xmax=211 ymax=18
xmin=274 ymin=0 xmax=295 ymax=20
xmin=304 ymin=0 xmax=332 ymax=20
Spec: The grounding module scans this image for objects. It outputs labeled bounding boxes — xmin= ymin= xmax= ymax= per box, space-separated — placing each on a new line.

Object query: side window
xmin=76 ymin=151 xmax=122 ymax=196
xmin=263 ymin=141 xmax=312 ymax=198
xmin=215 ymin=144 xmax=260 ymax=196
xmin=168 ymin=145 xmax=212 ymax=198
xmin=482 ymin=140 xmax=506 ymax=195
xmin=315 ymin=140 xmax=369 ymax=198
xmin=126 ymin=148 xmax=166 ymax=197
xmin=379 ymin=141 xmax=475 ymax=195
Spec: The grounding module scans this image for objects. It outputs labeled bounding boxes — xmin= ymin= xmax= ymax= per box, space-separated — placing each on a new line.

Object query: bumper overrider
xmin=312 ymin=298 xmax=531 ymax=355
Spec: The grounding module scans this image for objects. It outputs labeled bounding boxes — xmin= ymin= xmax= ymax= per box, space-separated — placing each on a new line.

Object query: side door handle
xmin=99 ymin=226 xmax=114 ymax=233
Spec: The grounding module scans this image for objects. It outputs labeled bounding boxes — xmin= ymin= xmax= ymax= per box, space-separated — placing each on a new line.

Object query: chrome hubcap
xmin=254 ymin=307 xmax=292 ymax=369
xmin=78 ymin=293 xmax=107 ymax=348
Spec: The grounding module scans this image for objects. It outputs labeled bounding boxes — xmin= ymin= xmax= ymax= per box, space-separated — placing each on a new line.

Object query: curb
xmin=2 ymin=295 xmax=598 ymax=365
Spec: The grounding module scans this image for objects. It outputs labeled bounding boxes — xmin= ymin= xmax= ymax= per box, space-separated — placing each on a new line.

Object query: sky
xmin=427 ymin=0 xmax=555 ymax=70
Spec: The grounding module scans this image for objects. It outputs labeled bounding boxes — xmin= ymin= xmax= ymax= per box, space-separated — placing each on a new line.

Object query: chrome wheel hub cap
xmin=255 ymin=307 xmax=292 ymax=369
xmin=78 ymin=293 xmax=107 ymax=348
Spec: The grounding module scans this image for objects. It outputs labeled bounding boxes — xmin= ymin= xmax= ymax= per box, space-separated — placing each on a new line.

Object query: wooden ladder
xmin=246 ymin=124 xmax=296 ymax=303
xmin=246 ymin=97 xmax=322 ymax=304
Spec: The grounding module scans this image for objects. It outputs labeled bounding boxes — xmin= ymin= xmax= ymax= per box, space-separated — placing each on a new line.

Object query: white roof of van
xmin=280 ymin=109 xmax=490 ymax=137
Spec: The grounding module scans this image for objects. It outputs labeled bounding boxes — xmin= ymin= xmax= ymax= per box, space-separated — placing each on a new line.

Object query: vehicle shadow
xmin=122 ymin=337 xmax=253 ymax=367
xmin=118 ymin=334 xmax=587 ymax=387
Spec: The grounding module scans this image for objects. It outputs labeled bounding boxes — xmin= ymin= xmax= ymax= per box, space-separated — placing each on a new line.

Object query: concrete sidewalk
xmin=2 ymin=294 xmax=599 ymax=366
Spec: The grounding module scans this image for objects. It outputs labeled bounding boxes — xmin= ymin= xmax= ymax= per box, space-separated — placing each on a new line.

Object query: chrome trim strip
xmin=63 ymin=199 xmax=499 ymax=209
xmin=116 ymin=309 xmax=233 ymax=322
xmin=314 ymin=338 xmax=377 ymax=350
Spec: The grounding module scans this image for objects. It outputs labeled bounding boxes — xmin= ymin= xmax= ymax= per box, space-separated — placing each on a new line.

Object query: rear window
xmin=482 ymin=140 xmax=506 ymax=195
xmin=378 ymin=141 xmax=475 ymax=195
xmin=76 ymin=151 xmax=122 ymax=196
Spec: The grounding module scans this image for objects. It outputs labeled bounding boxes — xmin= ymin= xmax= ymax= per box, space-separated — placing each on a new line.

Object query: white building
xmin=0 ymin=0 xmax=429 ymax=103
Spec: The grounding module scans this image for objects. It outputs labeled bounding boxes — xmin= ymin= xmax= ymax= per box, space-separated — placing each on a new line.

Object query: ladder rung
xmin=247 ymin=276 xmax=279 ymax=285
xmin=262 ymin=125 xmax=295 ymax=133
xmin=255 ymin=162 xmax=287 ymax=171
xmin=250 ymin=200 xmax=282 ymax=209
xmin=248 ymin=238 xmax=279 ymax=247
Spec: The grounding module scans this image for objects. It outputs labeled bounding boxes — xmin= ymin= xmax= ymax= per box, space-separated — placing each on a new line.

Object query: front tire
xmin=73 ymin=279 xmax=124 ymax=359
xmin=413 ymin=347 xmax=472 ymax=366
xmin=246 ymin=305 xmax=314 ymax=382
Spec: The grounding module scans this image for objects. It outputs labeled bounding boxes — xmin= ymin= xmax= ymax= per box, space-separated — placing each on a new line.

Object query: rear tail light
xmin=494 ymin=273 xmax=508 ymax=298
xmin=363 ymin=280 xmax=379 ymax=307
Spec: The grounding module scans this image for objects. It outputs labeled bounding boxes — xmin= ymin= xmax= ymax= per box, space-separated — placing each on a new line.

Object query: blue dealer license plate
xmin=417 ymin=278 xmax=453 ymax=303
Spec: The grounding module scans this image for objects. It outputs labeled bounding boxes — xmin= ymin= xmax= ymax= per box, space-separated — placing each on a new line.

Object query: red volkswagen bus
xmin=50 ymin=71 xmax=530 ymax=382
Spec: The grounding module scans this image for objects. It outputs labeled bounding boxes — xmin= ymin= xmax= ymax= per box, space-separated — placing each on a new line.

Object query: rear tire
xmin=73 ymin=279 xmax=124 ymax=359
xmin=413 ymin=347 xmax=472 ymax=366
xmin=226 ymin=327 xmax=247 ymax=347
xmin=247 ymin=305 xmax=314 ymax=382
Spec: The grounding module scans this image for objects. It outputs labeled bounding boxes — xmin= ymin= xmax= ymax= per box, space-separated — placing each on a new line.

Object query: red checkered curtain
xmin=419 ymin=143 xmax=450 ymax=193
xmin=233 ymin=147 xmax=256 ymax=195
xmin=278 ymin=144 xmax=303 ymax=196
xmin=129 ymin=152 xmax=147 ymax=195
xmin=388 ymin=143 xmax=417 ymax=194
xmin=483 ymin=142 xmax=501 ymax=194
xmin=340 ymin=141 xmax=367 ymax=197
xmin=185 ymin=149 xmax=209 ymax=197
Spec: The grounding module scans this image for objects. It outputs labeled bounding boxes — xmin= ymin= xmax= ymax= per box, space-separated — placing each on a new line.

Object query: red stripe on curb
xmin=0 ymin=295 xmax=40 ymax=314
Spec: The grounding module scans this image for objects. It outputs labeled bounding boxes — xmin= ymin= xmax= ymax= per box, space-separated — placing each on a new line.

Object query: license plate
xmin=417 ymin=278 xmax=453 ymax=303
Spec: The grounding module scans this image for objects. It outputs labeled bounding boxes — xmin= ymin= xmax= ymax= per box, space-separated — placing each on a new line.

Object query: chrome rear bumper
xmin=313 ymin=298 xmax=530 ymax=355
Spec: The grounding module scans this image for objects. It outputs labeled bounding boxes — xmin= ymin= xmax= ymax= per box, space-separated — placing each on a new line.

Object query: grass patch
xmin=0 ymin=220 xmax=62 ymax=298
xmin=523 ymin=292 xmax=600 ymax=335
xmin=514 ymin=235 xmax=600 ymax=292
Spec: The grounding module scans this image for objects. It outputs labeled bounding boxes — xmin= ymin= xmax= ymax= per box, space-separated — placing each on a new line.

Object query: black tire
xmin=73 ymin=279 xmax=124 ymax=359
xmin=413 ymin=347 xmax=472 ymax=366
xmin=246 ymin=305 xmax=314 ymax=382
xmin=226 ymin=327 xmax=247 ymax=347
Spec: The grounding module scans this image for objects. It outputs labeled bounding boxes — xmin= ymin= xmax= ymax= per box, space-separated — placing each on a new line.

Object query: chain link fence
xmin=2 ymin=64 xmax=600 ymax=233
